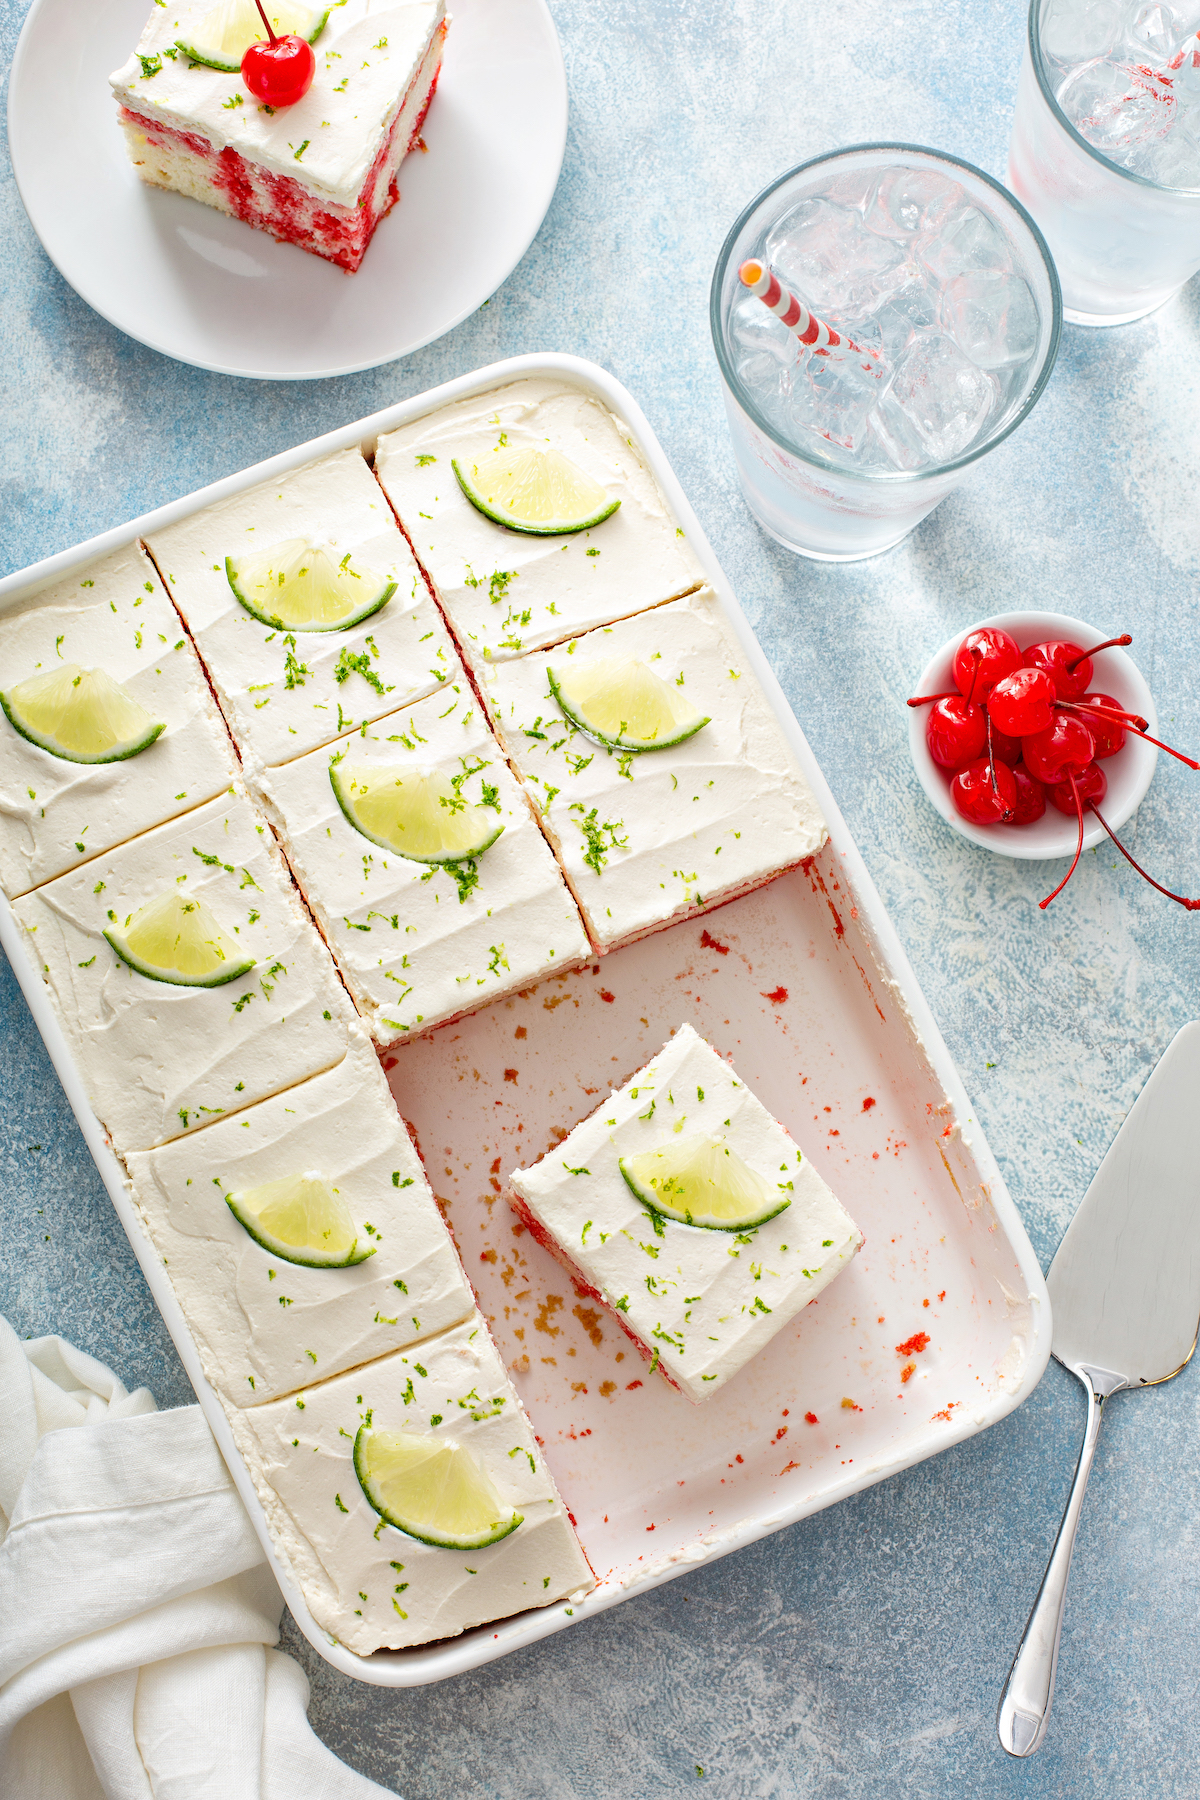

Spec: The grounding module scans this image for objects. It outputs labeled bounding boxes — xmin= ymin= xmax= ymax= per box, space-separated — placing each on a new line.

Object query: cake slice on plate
xmin=0 ymin=543 xmax=237 ymax=899
xmin=143 ymin=446 xmax=458 ymax=777
xmin=125 ymin=1025 xmax=476 ymax=1407
xmin=508 ymin=1023 xmax=863 ymax=1402
xmin=482 ymin=588 xmax=827 ymax=951
xmin=372 ymin=377 xmax=706 ymax=676
xmin=255 ymin=678 xmax=590 ymax=1045
xmin=227 ymin=1315 xmax=595 ymax=1652
xmin=110 ymin=0 xmax=446 ymax=272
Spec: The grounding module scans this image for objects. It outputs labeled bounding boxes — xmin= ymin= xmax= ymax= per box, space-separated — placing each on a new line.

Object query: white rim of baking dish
xmin=0 ymin=353 xmax=1052 ymax=1685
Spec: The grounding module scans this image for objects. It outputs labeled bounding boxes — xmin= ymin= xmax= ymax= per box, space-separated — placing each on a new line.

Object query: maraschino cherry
xmin=1021 ymin=713 xmax=1095 ymax=786
xmin=925 ymin=648 xmax=985 ymax=771
xmin=952 ymin=627 xmax=1020 ymax=701
xmin=242 ymin=0 xmax=315 ymax=107
xmin=950 ymin=757 xmax=1017 ymax=825
xmin=1048 ymin=762 xmax=1107 ymax=815
xmin=988 ymin=666 xmax=1056 ymax=738
xmin=1007 ymin=763 xmax=1046 ymax=825
xmin=1023 ymin=635 xmax=1133 ymax=701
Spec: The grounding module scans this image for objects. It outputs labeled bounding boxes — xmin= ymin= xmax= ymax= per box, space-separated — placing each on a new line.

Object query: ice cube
xmin=890 ymin=335 xmax=999 ymax=461
xmin=870 ymin=272 xmax=941 ymax=362
xmin=1126 ymin=0 xmax=1190 ymax=62
xmin=766 ymin=198 xmax=905 ymax=315
xmin=1040 ymin=0 xmax=1124 ymax=63
xmin=788 ymin=342 xmax=891 ymax=454
xmin=729 ymin=291 xmax=800 ymax=368
xmin=943 ymin=271 xmax=1040 ymax=369
xmin=867 ymin=391 xmax=932 ymax=471
xmin=864 ymin=168 xmax=966 ymax=239
xmin=1057 ymin=57 xmax=1176 ymax=152
xmin=917 ymin=205 xmax=1012 ymax=281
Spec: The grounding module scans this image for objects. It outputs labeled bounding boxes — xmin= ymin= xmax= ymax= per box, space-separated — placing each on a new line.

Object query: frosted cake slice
xmin=227 ymin=1317 xmax=595 ymax=1654
xmin=111 ymin=0 xmax=446 ymax=273
xmin=482 ymin=588 xmax=827 ymax=951
xmin=0 ymin=543 xmax=238 ymax=899
xmin=125 ymin=1026 xmax=474 ymax=1407
xmin=143 ymin=447 xmax=459 ymax=775
xmin=508 ymin=1025 xmax=863 ymax=1403
xmin=256 ymin=680 xmax=590 ymax=1045
xmin=372 ymin=377 xmax=705 ymax=674
xmin=13 ymin=782 xmax=354 ymax=1155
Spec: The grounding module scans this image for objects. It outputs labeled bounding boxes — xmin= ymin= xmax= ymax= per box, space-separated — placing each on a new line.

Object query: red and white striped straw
xmin=738 ymin=259 xmax=841 ymax=351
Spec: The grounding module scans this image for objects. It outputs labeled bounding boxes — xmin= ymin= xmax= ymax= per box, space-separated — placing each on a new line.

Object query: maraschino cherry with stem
xmin=241 ymin=0 xmax=315 ymax=107
xmin=1058 ymin=698 xmax=1200 ymax=770
xmin=988 ymin=665 xmax=1056 ymax=737
xmin=952 ymin=627 xmax=1020 ymax=701
xmin=1048 ymin=761 xmax=1107 ymax=815
xmin=926 ymin=648 xmax=985 ymax=771
xmin=1024 ymin=634 xmax=1133 ymax=701
xmin=1007 ymin=762 xmax=1046 ymax=825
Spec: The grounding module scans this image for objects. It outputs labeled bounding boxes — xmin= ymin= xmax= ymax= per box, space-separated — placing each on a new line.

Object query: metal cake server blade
xmin=997 ymin=1019 xmax=1200 ymax=1759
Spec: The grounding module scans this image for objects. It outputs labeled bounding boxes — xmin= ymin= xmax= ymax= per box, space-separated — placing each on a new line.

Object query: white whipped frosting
xmin=111 ymin=0 xmax=443 ymax=210
xmin=372 ymin=379 xmax=706 ymax=674
xmin=482 ymin=589 xmax=828 ymax=950
xmin=12 ymin=782 xmax=354 ymax=1155
xmin=0 ymin=543 xmax=238 ymax=899
xmin=144 ymin=448 xmax=459 ymax=776
xmin=255 ymin=681 xmax=590 ymax=1044
xmin=509 ymin=1024 xmax=863 ymax=1403
xmin=125 ymin=1025 xmax=475 ymax=1406
xmin=227 ymin=1317 xmax=594 ymax=1653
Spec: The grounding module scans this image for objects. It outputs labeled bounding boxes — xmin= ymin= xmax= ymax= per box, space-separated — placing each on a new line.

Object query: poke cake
xmin=255 ymin=680 xmax=590 ymax=1043
xmin=124 ymin=1025 xmax=476 ymax=1407
xmin=0 ymin=544 xmax=237 ymax=899
xmin=12 ymin=781 xmax=354 ymax=1155
xmin=227 ymin=1315 xmax=595 ymax=1652
xmin=372 ymin=377 xmax=706 ymax=674
xmin=110 ymin=0 xmax=447 ymax=272
xmin=143 ymin=446 xmax=459 ymax=775
xmin=482 ymin=588 xmax=827 ymax=950
xmin=508 ymin=1024 xmax=863 ymax=1402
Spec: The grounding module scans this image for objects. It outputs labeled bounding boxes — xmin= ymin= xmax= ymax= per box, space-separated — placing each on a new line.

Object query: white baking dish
xmin=0 ymin=354 xmax=1051 ymax=1686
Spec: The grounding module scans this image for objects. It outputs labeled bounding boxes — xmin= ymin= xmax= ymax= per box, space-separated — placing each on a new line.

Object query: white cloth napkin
xmin=0 ymin=1314 xmax=396 ymax=1800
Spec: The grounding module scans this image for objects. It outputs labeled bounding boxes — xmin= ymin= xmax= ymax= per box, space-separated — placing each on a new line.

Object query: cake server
xmin=997 ymin=1018 xmax=1200 ymax=1758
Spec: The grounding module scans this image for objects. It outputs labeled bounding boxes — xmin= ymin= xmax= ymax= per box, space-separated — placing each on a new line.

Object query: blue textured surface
xmin=4 ymin=0 xmax=1200 ymax=1792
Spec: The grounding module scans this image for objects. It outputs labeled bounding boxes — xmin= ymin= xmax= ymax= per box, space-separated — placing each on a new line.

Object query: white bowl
xmin=908 ymin=610 xmax=1159 ymax=860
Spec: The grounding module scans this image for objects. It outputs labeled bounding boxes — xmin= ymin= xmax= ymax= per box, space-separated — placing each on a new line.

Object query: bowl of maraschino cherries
xmin=908 ymin=611 xmax=1199 ymax=910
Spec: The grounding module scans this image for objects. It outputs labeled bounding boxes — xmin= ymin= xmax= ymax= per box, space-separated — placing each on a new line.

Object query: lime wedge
xmin=176 ymin=0 xmax=329 ymax=70
xmin=104 ymin=892 xmax=256 ymax=988
xmin=330 ymin=763 xmax=504 ymax=864
xmin=620 ymin=1135 xmax=790 ymax=1232
xmin=0 ymin=665 xmax=165 ymax=765
xmin=226 ymin=540 xmax=396 ymax=633
xmin=452 ymin=448 xmax=620 ymax=535
xmin=225 ymin=1170 xmax=374 ymax=1267
xmin=548 ymin=658 xmax=709 ymax=752
xmin=354 ymin=1425 xmax=523 ymax=1550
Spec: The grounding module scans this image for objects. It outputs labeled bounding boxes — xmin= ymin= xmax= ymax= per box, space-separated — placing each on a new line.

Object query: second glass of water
xmin=711 ymin=145 xmax=1061 ymax=562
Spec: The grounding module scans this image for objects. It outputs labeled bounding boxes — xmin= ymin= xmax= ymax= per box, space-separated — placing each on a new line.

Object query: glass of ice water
xmin=1009 ymin=0 xmax=1200 ymax=324
xmin=710 ymin=144 xmax=1061 ymax=562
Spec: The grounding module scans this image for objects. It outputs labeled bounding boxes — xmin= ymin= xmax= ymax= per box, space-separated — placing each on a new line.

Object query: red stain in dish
xmin=862 ymin=1096 xmax=877 ymax=1112
xmin=896 ymin=1332 xmax=931 ymax=1357
xmin=780 ymin=1459 xmax=802 ymax=1474
xmin=700 ymin=929 xmax=730 ymax=956
xmin=762 ymin=986 xmax=789 ymax=1004
xmin=772 ymin=1426 xmax=788 ymax=1443
xmin=599 ymin=990 xmax=616 ymax=1004
xmin=503 ymin=1068 xmax=519 ymax=1084
xmin=626 ymin=1380 xmax=643 ymax=1391
xmin=646 ymin=1523 xmax=656 ymax=1532
xmin=932 ymin=1402 xmax=961 ymax=1423
xmin=828 ymin=901 xmax=846 ymax=938
xmin=938 ymin=1290 xmax=946 ymax=1302
xmin=804 ymin=1412 xmax=818 ymax=1424
xmin=900 ymin=1362 xmax=916 ymax=1383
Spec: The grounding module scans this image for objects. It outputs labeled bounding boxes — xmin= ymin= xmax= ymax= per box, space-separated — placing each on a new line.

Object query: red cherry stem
xmin=964 ymin=647 xmax=982 ymax=710
xmin=1065 ymin=633 xmax=1133 ymax=673
xmin=1039 ymin=773 xmax=1084 ymax=910
xmin=253 ymin=0 xmax=278 ymax=43
xmin=985 ymin=714 xmax=1011 ymax=818
xmin=1061 ymin=700 xmax=1149 ymax=733
xmin=1088 ymin=802 xmax=1200 ymax=910
xmin=907 ymin=692 xmax=958 ymax=708
xmin=1061 ymin=702 xmax=1199 ymax=770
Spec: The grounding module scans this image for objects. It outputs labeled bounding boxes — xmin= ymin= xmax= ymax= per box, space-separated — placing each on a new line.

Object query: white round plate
xmin=909 ymin=610 xmax=1159 ymax=861
xmin=7 ymin=0 xmax=567 ymax=380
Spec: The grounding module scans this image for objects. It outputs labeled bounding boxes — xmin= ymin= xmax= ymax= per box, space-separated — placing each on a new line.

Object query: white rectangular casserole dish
xmin=0 ymin=353 xmax=1051 ymax=1686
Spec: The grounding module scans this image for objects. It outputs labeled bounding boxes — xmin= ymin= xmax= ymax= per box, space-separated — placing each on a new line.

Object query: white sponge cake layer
xmin=227 ymin=1318 xmax=594 ymax=1654
xmin=373 ymin=377 xmax=705 ymax=674
xmin=256 ymin=682 xmax=590 ymax=1045
xmin=482 ymin=589 xmax=827 ymax=950
xmin=509 ymin=1024 xmax=863 ymax=1402
xmin=144 ymin=448 xmax=459 ymax=775
xmin=125 ymin=1027 xmax=475 ymax=1407
xmin=13 ymin=783 xmax=354 ymax=1154
xmin=0 ymin=544 xmax=238 ymax=898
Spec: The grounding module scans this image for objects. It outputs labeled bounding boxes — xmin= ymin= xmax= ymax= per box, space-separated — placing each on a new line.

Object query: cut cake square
xmin=0 ymin=543 xmax=238 ymax=899
xmin=226 ymin=1317 xmax=595 ymax=1653
xmin=110 ymin=0 xmax=446 ymax=272
xmin=372 ymin=377 xmax=705 ymax=675
xmin=124 ymin=1026 xmax=475 ymax=1407
xmin=508 ymin=1024 xmax=864 ymax=1402
xmin=143 ymin=446 xmax=459 ymax=775
xmin=13 ymin=782 xmax=355 ymax=1155
xmin=481 ymin=588 xmax=828 ymax=951
xmin=255 ymin=679 xmax=590 ymax=1045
